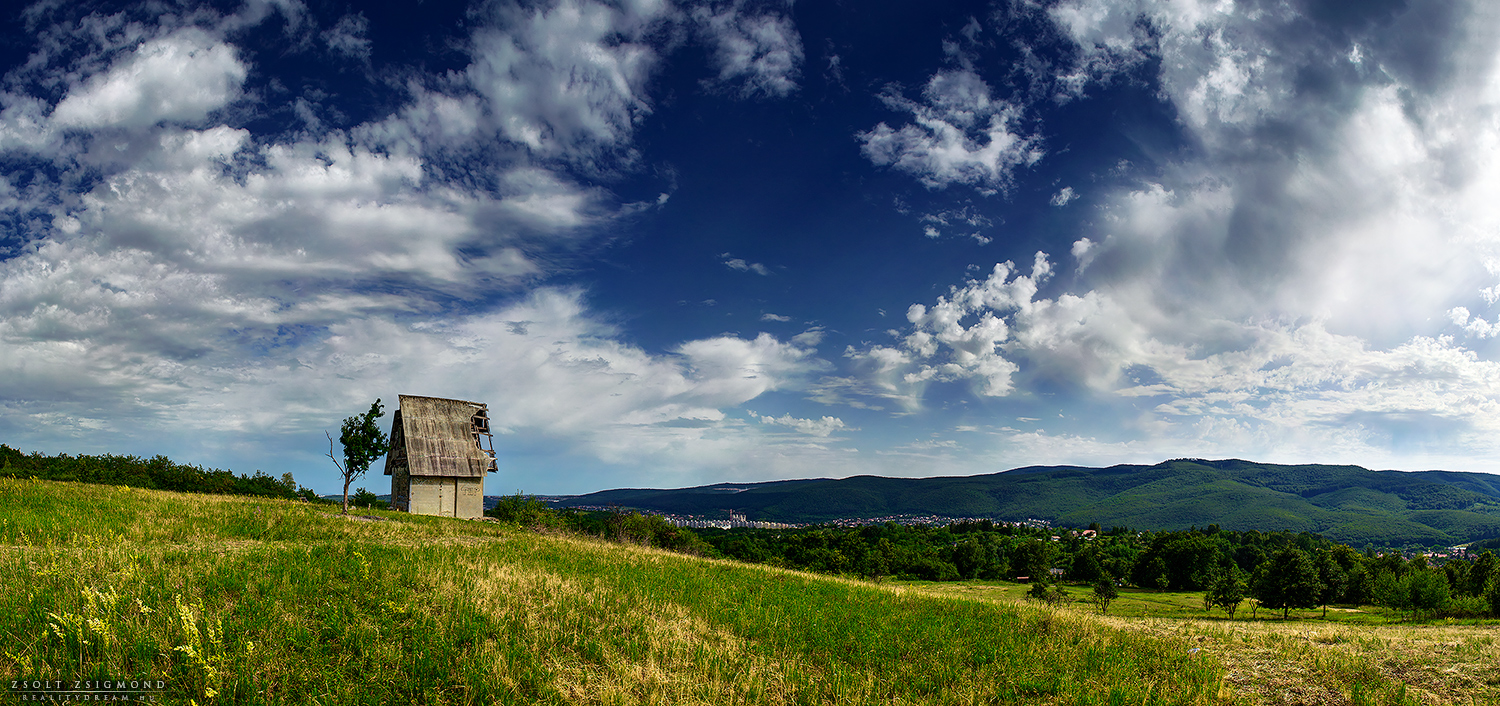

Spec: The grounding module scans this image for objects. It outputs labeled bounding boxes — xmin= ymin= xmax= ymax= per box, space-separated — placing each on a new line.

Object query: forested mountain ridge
xmin=553 ymin=459 xmax=1500 ymax=546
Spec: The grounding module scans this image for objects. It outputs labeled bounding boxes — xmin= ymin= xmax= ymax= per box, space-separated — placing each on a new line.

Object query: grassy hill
xmin=554 ymin=459 xmax=1500 ymax=545
xmin=1 ymin=477 xmax=1236 ymax=704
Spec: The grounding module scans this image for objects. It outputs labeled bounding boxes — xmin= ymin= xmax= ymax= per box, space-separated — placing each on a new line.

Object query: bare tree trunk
xmin=326 ymin=432 xmax=349 ymax=515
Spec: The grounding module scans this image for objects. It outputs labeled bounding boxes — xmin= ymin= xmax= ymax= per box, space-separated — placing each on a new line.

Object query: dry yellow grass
xmin=1116 ymin=619 xmax=1500 ymax=706
xmin=903 ymin=580 xmax=1500 ymax=706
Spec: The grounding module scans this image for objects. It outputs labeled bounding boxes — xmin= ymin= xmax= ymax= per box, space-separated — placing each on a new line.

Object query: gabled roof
xmin=383 ymin=395 xmax=492 ymax=478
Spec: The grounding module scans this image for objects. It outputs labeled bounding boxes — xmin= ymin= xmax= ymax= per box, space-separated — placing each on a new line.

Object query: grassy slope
xmin=558 ymin=460 xmax=1500 ymax=544
xmin=2 ymin=478 xmax=1234 ymax=705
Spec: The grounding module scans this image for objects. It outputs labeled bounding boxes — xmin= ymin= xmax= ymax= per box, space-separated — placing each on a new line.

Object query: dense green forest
xmin=488 ymin=492 xmax=1500 ymax=620
xmin=691 ymin=521 xmax=1500 ymax=619
xmin=0 ymin=444 xmax=326 ymax=502
xmin=555 ymin=459 xmax=1500 ymax=546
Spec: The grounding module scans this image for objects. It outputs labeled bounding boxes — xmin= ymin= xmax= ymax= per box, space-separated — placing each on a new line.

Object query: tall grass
xmin=5 ymin=477 xmax=1227 ymax=704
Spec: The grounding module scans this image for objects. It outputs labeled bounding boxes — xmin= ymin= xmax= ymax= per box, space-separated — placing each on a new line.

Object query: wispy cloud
xmin=693 ymin=0 xmax=805 ymax=98
xmin=722 ymin=254 xmax=771 ymax=275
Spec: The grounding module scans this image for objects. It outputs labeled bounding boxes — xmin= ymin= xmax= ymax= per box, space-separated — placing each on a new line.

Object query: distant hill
xmin=552 ymin=459 xmax=1500 ymax=546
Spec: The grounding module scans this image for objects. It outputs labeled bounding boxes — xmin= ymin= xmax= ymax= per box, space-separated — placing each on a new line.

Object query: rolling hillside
xmin=2 ymin=477 xmax=1228 ymax=704
xmin=553 ymin=459 xmax=1500 ymax=545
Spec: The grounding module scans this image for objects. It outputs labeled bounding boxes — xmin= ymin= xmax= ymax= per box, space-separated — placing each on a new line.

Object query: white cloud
xmin=48 ymin=128 xmax=574 ymax=292
xmin=1050 ymin=186 xmax=1077 ymax=206
xmin=919 ymin=206 xmax=992 ymax=244
xmin=1069 ymin=237 xmax=1096 ymax=271
xmin=1035 ymin=2 xmax=1500 ymax=350
xmin=1448 ymin=307 xmax=1500 ymax=339
xmin=465 ymin=0 xmax=668 ymax=164
xmin=694 ymin=1 xmax=804 ymax=98
xmin=723 ymin=254 xmax=771 ymax=275
xmin=51 ymin=29 xmax=247 ymax=129
xmin=323 ymin=13 xmax=371 ymax=61
xmin=0 ymin=282 xmax=830 ymax=481
xmin=858 ymin=69 xmax=1043 ymax=190
xmin=851 ymin=241 xmax=1500 ymax=467
xmin=0 ymin=0 xmax=859 ymax=493
xmin=754 ymin=412 xmax=847 ymax=437
xmin=761 ymin=313 xmax=791 ymax=322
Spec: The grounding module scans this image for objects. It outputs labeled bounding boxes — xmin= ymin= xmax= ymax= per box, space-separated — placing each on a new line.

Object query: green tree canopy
xmin=1251 ymin=548 xmax=1324 ymax=619
xmin=327 ymin=399 xmax=389 ymax=515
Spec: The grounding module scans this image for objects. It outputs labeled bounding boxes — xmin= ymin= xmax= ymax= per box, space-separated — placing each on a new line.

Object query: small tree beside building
xmin=326 ymin=399 xmax=390 ymax=515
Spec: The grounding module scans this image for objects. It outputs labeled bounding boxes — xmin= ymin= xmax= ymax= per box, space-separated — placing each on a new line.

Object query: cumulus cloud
xmin=51 ymin=29 xmax=247 ymax=129
xmin=849 ymin=243 xmax=1500 ymax=466
xmin=693 ymin=0 xmax=804 ymax=98
xmin=761 ymin=313 xmax=791 ymax=322
xmin=0 ymin=280 xmax=831 ymax=476
xmin=1448 ymin=307 xmax=1500 ymax=339
xmin=0 ymin=0 xmax=838 ymax=491
xmin=465 ymin=0 xmax=669 ymax=164
xmin=858 ymin=69 xmax=1043 ymax=191
xmin=753 ymin=412 xmax=847 ymax=437
xmin=816 ymin=0 xmax=1500 ymax=467
xmin=844 ymin=4 xmax=1500 ymax=463
xmin=1034 ymin=1 xmax=1500 ymax=348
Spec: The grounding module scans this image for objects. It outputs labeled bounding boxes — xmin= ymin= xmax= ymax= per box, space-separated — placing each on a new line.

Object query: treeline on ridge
xmin=0 ymin=444 xmax=326 ymax=502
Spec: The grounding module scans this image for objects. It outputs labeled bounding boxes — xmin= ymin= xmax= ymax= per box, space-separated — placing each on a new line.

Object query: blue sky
xmin=5 ymin=0 xmax=1500 ymax=494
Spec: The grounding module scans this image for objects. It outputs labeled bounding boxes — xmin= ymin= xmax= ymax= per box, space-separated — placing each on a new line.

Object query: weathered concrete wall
xmin=407 ymin=475 xmax=485 ymax=519
xmin=457 ymin=476 xmax=483 ymax=520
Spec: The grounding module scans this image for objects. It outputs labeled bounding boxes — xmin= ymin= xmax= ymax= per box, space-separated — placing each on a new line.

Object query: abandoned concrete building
xmin=383 ymin=395 xmax=497 ymax=519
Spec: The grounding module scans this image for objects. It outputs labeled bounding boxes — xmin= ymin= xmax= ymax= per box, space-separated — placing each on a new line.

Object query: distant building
xmin=383 ymin=395 xmax=496 ymax=519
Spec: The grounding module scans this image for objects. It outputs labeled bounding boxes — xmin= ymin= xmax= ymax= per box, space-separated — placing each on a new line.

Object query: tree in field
xmin=1207 ymin=564 xmax=1247 ymax=620
xmin=350 ymin=487 xmax=386 ymax=510
xmin=1251 ymin=548 xmax=1324 ymax=619
xmin=1371 ymin=569 xmax=1405 ymax=613
xmin=1403 ymin=569 xmax=1451 ymax=617
xmin=1092 ymin=577 xmax=1119 ymax=614
xmin=326 ymin=399 xmax=389 ymax=515
xmin=1026 ymin=578 xmax=1069 ymax=605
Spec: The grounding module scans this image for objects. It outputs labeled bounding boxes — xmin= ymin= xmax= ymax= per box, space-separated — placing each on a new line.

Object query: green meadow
xmin=2 ymin=477 xmax=1495 ymax=705
xmin=898 ymin=581 xmax=1500 ymax=704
